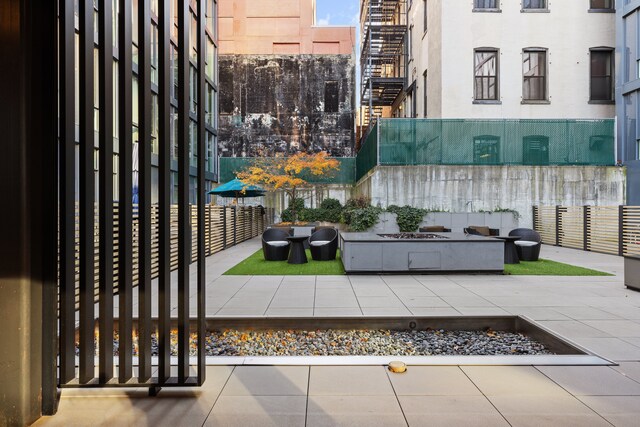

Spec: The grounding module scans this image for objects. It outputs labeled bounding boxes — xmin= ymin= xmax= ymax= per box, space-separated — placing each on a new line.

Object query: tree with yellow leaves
xmin=237 ymin=152 xmax=340 ymax=224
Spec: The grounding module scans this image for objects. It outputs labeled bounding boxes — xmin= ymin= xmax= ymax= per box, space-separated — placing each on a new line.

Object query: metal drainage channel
xmin=198 ymin=316 xmax=614 ymax=367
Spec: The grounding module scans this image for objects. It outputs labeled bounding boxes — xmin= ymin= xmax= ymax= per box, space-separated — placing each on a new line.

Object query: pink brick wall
xmin=219 ymin=0 xmax=355 ymax=55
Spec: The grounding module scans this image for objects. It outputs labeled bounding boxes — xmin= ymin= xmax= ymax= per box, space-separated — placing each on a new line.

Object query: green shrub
xmin=345 ymin=196 xmax=370 ymax=210
xmin=342 ymin=196 xmax=371 ymax=225
xmin=388 ymin=205 xmax=427 ymax=232
xmin=349 ymin=206 xmax=383 ymax=231
xmin=280 ymin=198 xmax=306 ymax=223
xmin=385 ymin=205 xmax=401 ymax=214
xmin=320 ymin=198 xmax=342 ymax=210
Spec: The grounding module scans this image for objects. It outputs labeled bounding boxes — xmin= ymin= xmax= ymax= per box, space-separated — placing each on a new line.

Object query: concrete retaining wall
xmin=355 ymin=165 xmax=625 ymax=228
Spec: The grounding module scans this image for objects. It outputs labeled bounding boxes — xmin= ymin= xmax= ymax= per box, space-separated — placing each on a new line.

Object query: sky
xmin=315 ymin=0 xmax=359 ymax=26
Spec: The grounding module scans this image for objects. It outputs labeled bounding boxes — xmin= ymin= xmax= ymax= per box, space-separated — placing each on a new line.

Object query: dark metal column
xmin=98 ymin=0 xmax=115 ymax=384
xmin=58 ymin=0 xmax=77 ymax=385
xmin=196 ymin=0 xmax=207 ymax=383
xmin=118 ymin=0 xmax=134 ymax=383
xmin=177 ymin=0 xmax=191 ymax=382
xmin=79 ymin=0 xmax=96 ymax=384
xmin=137 ymin=0 xmax=153 ymax=383
xmin=0 ymin=0 xmax=58 ymax=420
xmin=158 ymin=0 xmax=173 ymax=384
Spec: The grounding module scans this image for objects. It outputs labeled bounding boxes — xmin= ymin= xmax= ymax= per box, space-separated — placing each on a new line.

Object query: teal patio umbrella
xmin=208 ymin=178 xmax=265 ymax=202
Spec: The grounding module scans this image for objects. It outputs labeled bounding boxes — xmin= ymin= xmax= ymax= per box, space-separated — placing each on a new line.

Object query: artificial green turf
xmin=224 ymin=249 xmax=345 ymax=275
xmin=503 ymin=258 xmax=613 ymax=276
xmin=224 ymin=251 xmax=611 ymax=277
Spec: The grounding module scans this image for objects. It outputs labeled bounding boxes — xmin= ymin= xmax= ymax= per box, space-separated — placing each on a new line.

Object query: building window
xmin=522 ymin=0 xmax=547 ymax=10
xmin=522 ymin=49 xmax=547 ymax=101
xmin=408 ymin=25 xmax=413 ymax=62
xmin=474 ymin=136 xmax=500 ymax=164
xmin=411 ymin=87 xmax=417 ymax=118
xmin=590 ymin=0 xmax=614 ymax=10
xmin=474 ymin=49 xmax=499 ymax=101
xmin=324 ymin=81 xmax=339 ymax=113
xmin=423 ymin=0 xmax=427 ymax=32
xmin=590 ymin=49 xmax=614 ymax=102
xmin=423 ymin=71 xmax=428 ymax=117
xmin=474 ymin=0 xmax=499 ymax=9
xmin=523 ymin=136 xmax=549 ymax=165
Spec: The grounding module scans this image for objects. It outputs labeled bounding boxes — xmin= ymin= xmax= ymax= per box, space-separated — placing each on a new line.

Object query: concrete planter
xmin=625 ymin=256 xmax=640 ymax=291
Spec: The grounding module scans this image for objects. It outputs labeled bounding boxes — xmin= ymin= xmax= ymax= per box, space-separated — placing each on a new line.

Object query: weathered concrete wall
xmin=219 ymin=54 xmax=355 ymax=157
xmin=215 ymin=184 xmax=353 ymax=222
xmin=355 ymin=165 xmax=626 ymax=228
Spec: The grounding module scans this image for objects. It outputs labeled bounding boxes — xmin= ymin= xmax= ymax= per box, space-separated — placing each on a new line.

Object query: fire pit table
xmin=340 ymin=232 xmax=504 ymax=273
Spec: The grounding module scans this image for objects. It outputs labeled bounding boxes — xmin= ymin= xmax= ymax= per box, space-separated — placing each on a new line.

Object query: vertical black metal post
xmin=118 ymin=0 xmax=134 ymax=383
xmin=177 ymin=0 xmax=191 ymax=382
xmin=197 ymin=0 xmax=207 ymax=384
xmin=619 ymin=205 xmax=625 ymax=256
xmin=583 ymin=205 xmax=589 ymax=252
xmin=222 ymin=207 xmax=227 ymax=249
xmin=138 ymin=0 xmax=153 ymax=383
xmin=233 ymin=206 xmax=237 ymax=245
xmin=555 ymin=205 xmax=561 ymax=247
xmin=79 ymin=0 xmax=96 ymax=384
xmin=58 ymin=0 xmax=77 ymax=385
xmin=34 ymin=0 xmax=59 ymax=413
xmin=158 ymin=0 xmax=172 ymax=384
xmin=98 ymin=0 xmax=115 ymax=383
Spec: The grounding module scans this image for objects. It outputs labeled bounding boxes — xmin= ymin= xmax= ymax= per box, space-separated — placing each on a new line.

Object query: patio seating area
xmin=35 ymin=238 xmax=640 ymax=427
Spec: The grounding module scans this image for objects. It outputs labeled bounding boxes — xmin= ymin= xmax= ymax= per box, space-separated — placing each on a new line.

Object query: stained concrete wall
xmin=219 ymin=54 xmax=355 ymax=157
xmin=355 ymin=165 xmax=626 ymax=228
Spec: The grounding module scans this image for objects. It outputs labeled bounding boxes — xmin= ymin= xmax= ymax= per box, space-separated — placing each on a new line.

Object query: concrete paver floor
xmin=35 ymin=240 xmax=640 ymax=426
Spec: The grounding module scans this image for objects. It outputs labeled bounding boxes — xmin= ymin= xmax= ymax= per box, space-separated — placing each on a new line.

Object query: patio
xmin=35 ymin=239 xmax=640 ymax=426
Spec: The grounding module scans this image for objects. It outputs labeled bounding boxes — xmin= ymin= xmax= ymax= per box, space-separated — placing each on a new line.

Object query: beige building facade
xmin=398 ymin=0 xmax=616 ymax=119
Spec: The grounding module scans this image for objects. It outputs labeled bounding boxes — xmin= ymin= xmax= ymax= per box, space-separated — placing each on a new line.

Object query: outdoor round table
xmin=495 ymin=236 xmax=521 ymax=264
xmin=287 ymin=236 xmax=309 ymax=264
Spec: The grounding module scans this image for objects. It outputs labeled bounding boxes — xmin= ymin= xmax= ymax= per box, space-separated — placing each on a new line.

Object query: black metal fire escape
xmin=360 ymin=0 xmax=407 ymax=129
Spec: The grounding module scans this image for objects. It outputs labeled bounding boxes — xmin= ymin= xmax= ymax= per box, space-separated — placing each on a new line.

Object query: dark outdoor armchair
xmin=419 ymin=225 xmax=451 ymax=232
xmin=464 ymin=226 xmax=499 ymax=236
xmin=262 ymin=228 xmax=291 ymax=261
xmin=309 ymin=228 xmax=338 ymax=261
xmin=509 ymin=228 xmax=542 ymax=261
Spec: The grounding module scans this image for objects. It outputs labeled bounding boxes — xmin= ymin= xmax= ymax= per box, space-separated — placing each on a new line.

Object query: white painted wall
xmin=404 ymin=0 xmax=615 ymax=119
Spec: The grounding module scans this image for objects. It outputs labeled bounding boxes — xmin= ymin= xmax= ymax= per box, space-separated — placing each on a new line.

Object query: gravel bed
xmin=87 ymin=329 xmax=553 ymax=356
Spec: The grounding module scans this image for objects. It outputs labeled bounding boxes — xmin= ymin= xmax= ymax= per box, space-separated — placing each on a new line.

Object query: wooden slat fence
xmin=533 ymin=205 xmax=640 ymax=257
xmin=70 ymin=204 xmax=274 ymax=306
